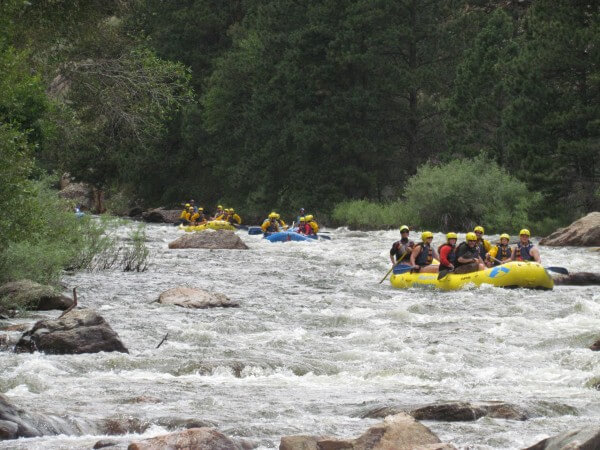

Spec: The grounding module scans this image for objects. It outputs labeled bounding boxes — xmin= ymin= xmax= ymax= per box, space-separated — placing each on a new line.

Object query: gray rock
xmin=156 ymin=417 xmax=218 ymax=430
xmin=158 ymin=287 xmax=239 ymax=309
xmin=591 ymin=339 xmax=600 ymax=351
xmin=523 ymin=426 xmax=600 ymax=449
xmin=93 ymin=440 xmax=119 ymax=449
xmin=142 ymin=207 xmax=181 ymax=223
xmin=280 ymin=413 xmax=449 ymax=450
xmin=540 ymin=212 xmax=600 ymax=246
xmin=14 ymin=309 xmax=128 ymax=355
xmin=0 ymin=419 xmax=18 ymax=440
xmin=127 ymin=427 xmax=246 ymax=450
xmin=58 ymin=182 xmax=93 ymax=210
xmin=0 ymin=280 xmax=73 ymax=311
xmin=168 ymin=230 xmax=249 ymax=250
xmin=552 ymin=272 xmax=600 ymax=286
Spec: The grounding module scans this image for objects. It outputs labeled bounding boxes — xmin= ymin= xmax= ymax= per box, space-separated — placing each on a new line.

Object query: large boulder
xmin=539 ymin=212 xmax=600 ymax=246
xmin=552 ymin=272 xmax=600 ymax=286
xmin=14 ymin=309 xmax=128 ymax=354
xmin=279 ymin=413 xmax=452 ymax=450
xmin=523 ymin=426 xmax=600 ymax=449
xmin=158 ymin=287 xmax=239 ymax=308
xmin=0 ymin=280 xmax=73 ymax=311
xmin=142 ymin=207 xmax=181 ymax=224
xmin=58 ymin=182 xmax=94 ymax=210
xmin=0 ymin=394 xmax=70 ymax=440
xmin=127 ymin=427 xmax=249 ymax=450
xmin=168 ymin=230 xmax=249 ymax=250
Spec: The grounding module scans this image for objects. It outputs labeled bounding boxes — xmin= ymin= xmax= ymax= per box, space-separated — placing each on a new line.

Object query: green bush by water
xmin=333 ymin=157 xmax=563 ymax=235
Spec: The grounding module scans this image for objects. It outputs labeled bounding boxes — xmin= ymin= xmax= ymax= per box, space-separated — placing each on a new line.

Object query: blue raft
xmin=264 ymin=231 xmax=315 ymax=242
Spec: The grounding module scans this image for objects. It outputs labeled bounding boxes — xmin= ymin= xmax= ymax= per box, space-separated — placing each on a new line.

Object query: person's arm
xmin=531 ymin=246 xmax=541 ymax=263
xmin=457 ymin=248 xmax=475 ymax=264
xmin=261 ymin=221 xmax=268 ymax=232
xmin=390 ymin=244 xmax=397 ymax=265
xmin=409 ymin=245 xmax=421 ymax=267
xmin=432 ymin=247 xmax=440 ymax=262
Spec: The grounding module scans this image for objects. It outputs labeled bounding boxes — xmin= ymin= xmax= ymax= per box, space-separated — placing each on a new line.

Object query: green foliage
xmin=333 ymin=157 xmax=542 ymax=233
xmin=121 ymin=226 xmax=149 ymax=272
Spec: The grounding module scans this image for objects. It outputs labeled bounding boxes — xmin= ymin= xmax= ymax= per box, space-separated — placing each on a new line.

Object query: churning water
xmin=1 ymin=223 xmax=599 ymax=449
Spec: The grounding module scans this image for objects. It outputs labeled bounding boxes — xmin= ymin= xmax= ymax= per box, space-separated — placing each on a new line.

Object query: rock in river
xmin=168 ymin=230 xmax=248 ymax=250
xmin=280 ymin=412 xmax=453 ymax=450
xmin=141 ymin=207 xmax=181 ymax=224
xmin=14 ymin=309 xmax=128 ymax=354
xmin=523 ymin=426 xmax=600 ymax=449
xmin=158 ymin=287 xmax=239 ymax=308
xmin=127 ymin=427 xmax=249 ymax=450
xmin=539 ymin=212 xmax=600 ymax=246
xmin=0 ymin=280 xmax=73 ymax=311
xmin=552 ymin=272 xmax=600 ymax=286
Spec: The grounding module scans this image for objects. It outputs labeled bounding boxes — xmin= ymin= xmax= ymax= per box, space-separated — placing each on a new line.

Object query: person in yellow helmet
xmin=275 ymin=213 xmax=287 ymax=230
xmin=184 ymin=206 xmax=196 ymax=223
xmin=389 ymin=225 xmax=415 ymax=265
xmin=487 ymin=233 xmax=512 ymax=266
xmin=453 ymin=232 xmax=485 ymax=274
xmin=261 ymin=212 xmax=281 ymax=233
xmin=296 ymin=216 xmax=307 ymax=234
xmin=179 ymin=203 xmax=191 ymax=222
xmin=190 ymin=207 xmax=207 ymax=224
xmin=438 ymin=232 xmax=458 ymax=272
xmin=511 ymin=229 xmax=541 ymax=263
xmin=473 ymin=226 xmax=492 ymax=261
xmin=226 ymin=208 xmax=242 ymax=225
xmin=409 ymin=231 xmax=440 ymax=273
xmin=304 ymin=214 xmax=318 ymax=235
xmin=212 ymin=205 xmax=224 ymax=220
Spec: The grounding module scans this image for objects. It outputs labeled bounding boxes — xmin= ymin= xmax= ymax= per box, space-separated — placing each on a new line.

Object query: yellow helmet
xmin=230 ymin=208 xmax=235 ymax=212
xmin=198 ymin=207 xmax=204 ymax=211
xmin=399 ymin=225 xmax=409 ymax=233
xmin=421 ymin=231 xmax=433 ymax=240
xmin=466 ymin=232 xmax=477 ymax=241
xmin=299 ymin=216 xmax=306 ymax=222
xmin=446 ymin=232 xmax=457 ymax=240
xmin=474 ymin=226 xmax=485 ymax=234
xmin=217 ymin=205 xmax=223 ymax=209
xmin=305 ymin=214 xmax=314 ymax=221
xmin=188 ymin=206 xmax=194 ymax=211
xmin=519 ymin=228 xmax=531 ymax=236
xmin=185 ymin=203 xmax=190 ymax=207
xmin=275 ymin=213 xmax=281 ymax=219
xmin=500 ymin=233 xmax=510 ymax=240
xmin=269 ymin=212 xmax=277 ymax=219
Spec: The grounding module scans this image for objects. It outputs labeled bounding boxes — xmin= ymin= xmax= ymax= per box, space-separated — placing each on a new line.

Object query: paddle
xmin=379 ymin=251 xmax=409 ymax=284
xmin=490 ymin=256 xmax=569 ymax=275
xmin=248 ymin=227 xmax=263 ymax=235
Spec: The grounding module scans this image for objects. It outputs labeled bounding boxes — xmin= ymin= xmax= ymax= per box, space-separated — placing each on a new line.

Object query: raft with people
xmin=390 ymin=261 xmax=554 ymax=290
xmin=179 ymin=220 xmax=235 ymax=232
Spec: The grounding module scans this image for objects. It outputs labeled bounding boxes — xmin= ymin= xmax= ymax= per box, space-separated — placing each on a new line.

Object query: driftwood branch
xmin=156 ymin=333 xmax=169 ymax=349
xmin=59 ymin=287 xmax=78 ymax=318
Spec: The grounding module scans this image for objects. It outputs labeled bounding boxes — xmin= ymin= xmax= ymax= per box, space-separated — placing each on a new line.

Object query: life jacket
xmin=438 ymin=243 xmax=456 ymax=265
xmin=415 ymin=242 xmax=433 ymax=266
xmin=494 ymin=244 xmax=512 ymax=264
xmin=476 ymin=239 xmax=487 ymax=260
xmin=392 ymin=238 xmax=411 ymax=262
xmin=515 ymin=242 xmax=534 ymax=261
xmin=454 ymin=242 xmax=478 ymax=267
xmin=297 ymin=223 xmax=306 ymax=234
xmin=267 ymin=220 xmax=279 ymax=232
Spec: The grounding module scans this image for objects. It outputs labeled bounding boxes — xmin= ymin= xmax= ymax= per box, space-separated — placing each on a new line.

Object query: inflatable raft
xmin=390 ymin=261 xmax=553 ymax=291
xmin=264 ymin=231 xmax=316 ymax=242
xmin=180 ymin=220 xmax=235 ymax=232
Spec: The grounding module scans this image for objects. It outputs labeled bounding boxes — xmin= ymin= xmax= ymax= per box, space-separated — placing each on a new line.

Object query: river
xmin=1 ymin=223 xmax=599 ymax=449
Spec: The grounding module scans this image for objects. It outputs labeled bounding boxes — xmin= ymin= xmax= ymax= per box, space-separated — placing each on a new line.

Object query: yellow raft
xmin=390 ymin=261 xmax=553 ymax=291
xmin=180 ymin=220 xmax=235 ymax=232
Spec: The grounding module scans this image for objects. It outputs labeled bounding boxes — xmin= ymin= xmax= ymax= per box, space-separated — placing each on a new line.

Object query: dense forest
xmin=1 ymin=0 xmax=598 ymax=227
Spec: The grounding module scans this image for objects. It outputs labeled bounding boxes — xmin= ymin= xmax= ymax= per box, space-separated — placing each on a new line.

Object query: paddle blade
xmin=318 ymin=235 xmax=331 ymax=240
xmin=393 ymin=264 xmax=414 ymax=275
xmin=248 ymin=227 xmax=263 ymax=235
xmin=546 ymin=266 xmax=569 ymax=275
xmin=437 ymin=269 xmax=451 ymax=280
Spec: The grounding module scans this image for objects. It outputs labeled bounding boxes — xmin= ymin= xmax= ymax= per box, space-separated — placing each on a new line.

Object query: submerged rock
xmin=0 ymin=280 xmax=73 ymax=311
xmin=552 ymin=272 xmax=600 ymax=286
xmin=141 ymin=207 xmax=181 ymax=224
xmin=158 ymin=287 xmax=239 ymax=309
xmin=540 ymin=212 xmax=600 ymax=246
xmin=361 ymin=401 xmax=527 ymax=422
xmin=280 ymin=413 xmax=451 ymax=450
xmin=14 ymin=309 xmax=128 ymax=355
xmin=127 ymin=427 xmax=248 ymax=450
xmin=523 ymin=426 xmax=600 ymax=449
xmin=168 ymin=230 xmax=249 ymax=250
xmin=591 ymin=339 xmax=600 ymax=351
xmin=0 ymin=394 xmax=65 ymax=440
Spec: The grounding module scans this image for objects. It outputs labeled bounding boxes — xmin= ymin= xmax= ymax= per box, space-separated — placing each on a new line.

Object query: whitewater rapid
xmin=1 ymin=223 xmax=599 ymax=449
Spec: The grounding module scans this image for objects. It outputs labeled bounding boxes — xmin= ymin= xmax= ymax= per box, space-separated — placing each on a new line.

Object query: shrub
xmin=332 ymin=199 xmax=416 ymax=230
